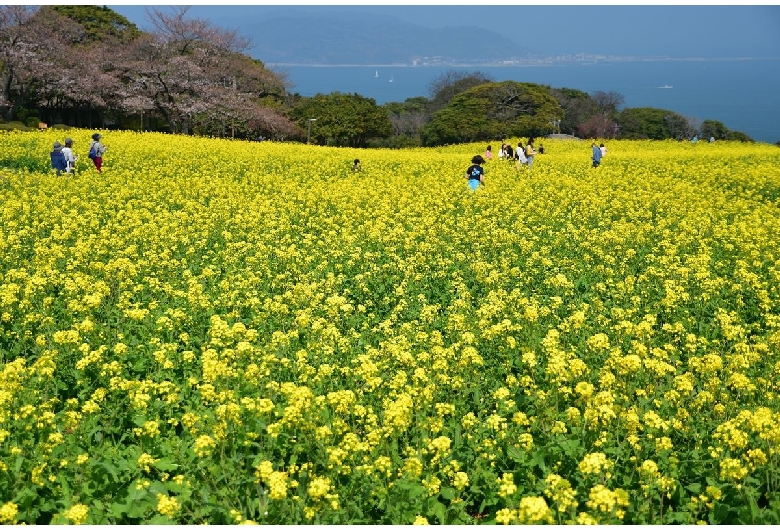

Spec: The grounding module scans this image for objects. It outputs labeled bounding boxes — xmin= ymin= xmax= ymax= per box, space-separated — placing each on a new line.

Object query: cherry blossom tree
xmin=119 ymin=7 xmax=296 ymax=138
xmin=0 ymin=6 xmax=59 ymax=122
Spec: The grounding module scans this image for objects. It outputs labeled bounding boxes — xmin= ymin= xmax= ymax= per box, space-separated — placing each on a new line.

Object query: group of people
xmin=50 ymin=133 xmax=106 ymax=176
xmin=484 ymin=138 xmax=540 ymax=170
xmin=467 ymin=138 xmax=540 ymax=191
xmin=468 ymin=139 xmax=610 ymax=190
xmin=591 ymin=142 xmax=606 ymax=168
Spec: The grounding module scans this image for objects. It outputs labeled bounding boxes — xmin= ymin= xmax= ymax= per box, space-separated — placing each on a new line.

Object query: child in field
xmin=352 ymin=158 xmax=362 ymax=173
xmin=465 ymin=154 xmax=486 ymax=191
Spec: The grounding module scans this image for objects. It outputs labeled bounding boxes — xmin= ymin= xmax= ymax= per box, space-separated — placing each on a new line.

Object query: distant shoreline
xmin=267 ymin=56 xmax=780 ymax=68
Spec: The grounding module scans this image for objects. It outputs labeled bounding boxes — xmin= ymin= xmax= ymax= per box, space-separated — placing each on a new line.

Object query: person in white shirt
xmin=599 ymin=143 xmax=607 ymax=157
xmin=62 ymin=137 xmax=79 ymax=174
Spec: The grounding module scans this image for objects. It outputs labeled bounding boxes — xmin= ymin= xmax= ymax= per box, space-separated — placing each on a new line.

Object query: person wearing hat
xmin=465 ymin=154 xmax=486 ymax=191
xmin=50 ymin=141 xmax=67 ymax=176
xmin=88 ymin=133 xmax=107 ymax=172
xmin=62 ymin=137 xmax=78 ymax=174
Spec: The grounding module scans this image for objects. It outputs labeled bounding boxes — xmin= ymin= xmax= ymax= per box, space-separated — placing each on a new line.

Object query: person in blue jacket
xmin=50 ymin=141 xmax=67 ymax=176
xmin=465 ymin=154 xmax=486 ymax=191
xmin=591 ymin=142 xmax=603 ymax=168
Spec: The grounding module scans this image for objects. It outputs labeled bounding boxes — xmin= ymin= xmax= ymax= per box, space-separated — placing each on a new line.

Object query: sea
xmin=273 ymin=59 xmax=780 ymax=144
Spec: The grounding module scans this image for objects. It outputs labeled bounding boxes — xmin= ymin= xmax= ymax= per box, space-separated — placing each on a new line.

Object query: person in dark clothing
xmin=465 ymin=154 xmax=486 ymax=191
xmin=592 ymin=142 xmax=603 ymax=168
xmin=503 ymin=143 xmax=514 ymax=161
xmin=50 ymin=141 xmax=67 ymax=176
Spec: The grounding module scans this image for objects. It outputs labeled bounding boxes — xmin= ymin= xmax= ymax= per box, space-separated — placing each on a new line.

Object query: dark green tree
xmin=419 ymin=81 xmax=563 ymax=146
xmin=725 ymin=130 xmax=754 ymax=142
xmin=700 ymin=119 xmax=730 ymax=140
xmin=291 ymin=92 xmax=393 ymax=147
xmin=43 ymin=5 xmax=140 ymax=45
xmin=549 ymin=87 xmax=595 ymax=136
xmin=617 ymin=107 xmax=689 ymax=140
xmin=427 ymin=69 xmax=493 ymax=113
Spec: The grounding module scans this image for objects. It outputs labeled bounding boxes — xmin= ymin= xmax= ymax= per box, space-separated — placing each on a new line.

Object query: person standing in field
xmin=62 ymin=137 xmax=78 ymax=174
xmin=525 ymin=138 xmax=536 ymax=169
xmin=351 ymin=158 xmax=362 ymax=173
xmin=592 ymin=142 xmax=603 ymax=168
xmin=89 ymin=133 xmax=106 ymax=173
xmin=50 ymin=141 xmax=67 ymax=176
xmin=465 ymin=154 xmax=486 ymax=191
xmin=485 ymin=145 xmax=493 ymax=161
xmin=503 ymin=143 xmax=514 ymax=162
xmin=599 ymin=143 xmax=607 ymax=157
xmin=516 ymin=141 xmax=528 ymax=167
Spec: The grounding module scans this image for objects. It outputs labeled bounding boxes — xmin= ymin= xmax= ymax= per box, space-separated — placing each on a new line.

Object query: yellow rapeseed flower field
xmin=1 ymin=129 xmax=780 ymax=523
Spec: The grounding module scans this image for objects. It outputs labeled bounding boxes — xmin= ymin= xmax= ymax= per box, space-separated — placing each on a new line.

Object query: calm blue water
xmin=275 ymin=59 xmax=780 ymax=143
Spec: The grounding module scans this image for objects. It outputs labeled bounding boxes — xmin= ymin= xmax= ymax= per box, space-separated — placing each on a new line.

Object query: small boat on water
xmin=388 ymin=76 xmax=393 ymax=83
xmin=374 ymin=70 xmax=379 ymax=78
xmin=658 ymin=84 xmax=673 ymax=89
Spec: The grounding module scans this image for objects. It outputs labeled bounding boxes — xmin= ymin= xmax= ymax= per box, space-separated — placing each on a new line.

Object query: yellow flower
xmin=308 ymin=476 xmax=331 ymax=499
xmin=495 ymin=508 xmax=515 ymax=525
xmin=497 ymin=473 xmax=517 ymax=498
xmin=138 ymin=452 xmax=158 ymax=473
xmin=586 ymin=485 xmax=629 ymax=518
xmin=63 ymin=503 xmax=89 ymax=525
xmin=517 ymin=496 xmax=553 ymax=524
xmin=156 ymin=493 xmax=180 ymax=518
xmin=193 ymin=434 xmax=216 ymax=458
xmin=575 ymin=381 xmax=594 ymax=399
xmin=0 ymin=502 xmax=18 ymax=524
xmin=578 ymin=452 xmax=613 ymax=477
xmin=719 ymin=458 xmax=749 ymax=482
xmin=453 ymin=471 xmax=469 ymax=490
xmin=268 ymin=471 xmax=287 ymax=501
xmin=544 ymin=473 xmax=577 ymax=512
xmin=422 ymin=476 xmax=441 ymax=496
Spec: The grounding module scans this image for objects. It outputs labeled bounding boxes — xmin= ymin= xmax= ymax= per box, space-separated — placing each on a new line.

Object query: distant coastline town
xmin=266 ymin=55 xmax=777 ymax=68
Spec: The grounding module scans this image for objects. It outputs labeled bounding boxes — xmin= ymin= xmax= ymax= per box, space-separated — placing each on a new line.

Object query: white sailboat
xmin=388 ymin=75 xmax=393 ymax=83
xmin=374 ymin=70 xmax=379 ymax=78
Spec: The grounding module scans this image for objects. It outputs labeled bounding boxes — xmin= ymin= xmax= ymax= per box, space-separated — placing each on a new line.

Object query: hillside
xmin=247 ymin=10 xmax=533 ymax=65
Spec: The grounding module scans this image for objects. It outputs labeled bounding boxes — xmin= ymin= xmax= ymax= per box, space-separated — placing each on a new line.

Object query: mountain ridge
xmin=246 ymin=11 xmax=534 ymax=66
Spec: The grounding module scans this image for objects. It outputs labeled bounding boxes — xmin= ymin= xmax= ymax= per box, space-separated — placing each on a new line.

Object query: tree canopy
xmin=44 ymin=5 xmax=141 ymax=45
xmin=420 ymin=81 xmax=563 ymax=146
xmin=290 ymin=92 xmax=392 ymax=147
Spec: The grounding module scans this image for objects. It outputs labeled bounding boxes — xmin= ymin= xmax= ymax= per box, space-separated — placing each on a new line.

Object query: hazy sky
xmin=108 ymin=4 xmax=780 ymax=58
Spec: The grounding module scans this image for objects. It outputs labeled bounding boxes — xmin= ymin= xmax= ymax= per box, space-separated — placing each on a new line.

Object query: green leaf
xmin=506 ymin=445 xmax=526 ymax=463
xmin=58 ymin=473 xmax=71 ymax=499
xmin=429 ymin=501 xmax=447 ymax=524
xmin=440 ymin=487 xmax=457 ymax=500
xmin=154 ymin=458 xmax=180 ymax=472
xmin=685 ymin=482 xmax=702 ymax=494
